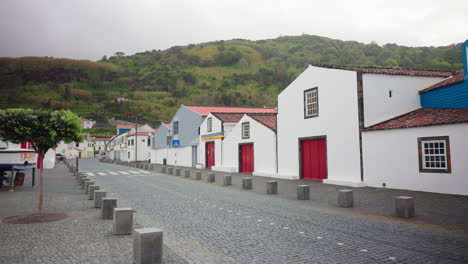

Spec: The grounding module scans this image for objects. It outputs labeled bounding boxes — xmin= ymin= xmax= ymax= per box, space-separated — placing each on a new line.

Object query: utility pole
xmin=135 ymin=115 xmax=138 ymax=163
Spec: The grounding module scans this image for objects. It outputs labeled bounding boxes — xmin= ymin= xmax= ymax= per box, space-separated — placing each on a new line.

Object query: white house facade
xmin=125 ymin=125 xmax=154 ymax=162
xmin=277 ymin=65 xmax=449 ymax=187
xmin=220 ymin=113 xmax=277 ymax=176
xmin=363 ymin=110 xmax=468 ymax=196
xmin=151 ymin=105 xmax=276 ymax=168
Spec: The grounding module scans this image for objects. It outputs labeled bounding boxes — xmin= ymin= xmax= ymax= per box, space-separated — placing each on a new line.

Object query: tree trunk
xmin=38 ymin=154 xmax=44 ymax=216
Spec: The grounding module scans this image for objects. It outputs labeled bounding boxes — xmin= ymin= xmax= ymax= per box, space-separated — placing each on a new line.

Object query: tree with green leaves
xmin=0 ymin=109 xmax=82 ymax=216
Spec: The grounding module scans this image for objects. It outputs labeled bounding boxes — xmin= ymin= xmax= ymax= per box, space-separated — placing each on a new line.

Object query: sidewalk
xmin=130 ymin=161 xmax=468 ymax=234
xmin=0 ymin=162 xmax=186 ymax=264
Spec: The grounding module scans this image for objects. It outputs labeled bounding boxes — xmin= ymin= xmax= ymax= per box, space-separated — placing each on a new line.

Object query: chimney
xmin=464 ymin=40 xmax=468 ymax=80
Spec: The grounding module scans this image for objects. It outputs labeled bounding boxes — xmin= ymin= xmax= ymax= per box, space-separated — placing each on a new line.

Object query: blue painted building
xmin=420 ymin=40 xmax=468 ymax=108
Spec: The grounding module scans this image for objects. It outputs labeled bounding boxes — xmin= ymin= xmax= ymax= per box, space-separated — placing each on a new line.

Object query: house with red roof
xmin=150 ymin=105 xmax=276 ymax=167
xmin=277 ymin=64 xmax=450 ymax=187
xmin=212 ymin=113 xmax=278 ymax=176
xmin=363 ymin=40 xmax=468 ymax=195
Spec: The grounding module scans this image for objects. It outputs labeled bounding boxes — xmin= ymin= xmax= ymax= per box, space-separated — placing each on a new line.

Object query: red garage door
xmin=301 ymin=138 xmax=327 ymax=180
xmin=206 ymin=142 xmax=215 ymax=169
xmin=240 ymin=144 xmax=254 ymax=173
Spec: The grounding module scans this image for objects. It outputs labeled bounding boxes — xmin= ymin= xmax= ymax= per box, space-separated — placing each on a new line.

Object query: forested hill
xmin=0 ymin=35 xmax=463 ymax=123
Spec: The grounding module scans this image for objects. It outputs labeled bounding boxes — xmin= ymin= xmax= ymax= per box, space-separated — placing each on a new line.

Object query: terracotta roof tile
xmin=311 ymin=64 xmax=452 ymax=78
xmin=211 ymin=113 xmax=245 ymax=123
xmin=419 ymin=70 xmax=464 ymax=94
xmin=365 ymin=108 xmax=468 ymax=131
xmin=185 ymin=105 xmax=277 ymax=116
xmin=248 ymin=113 xmax=277 ymax=132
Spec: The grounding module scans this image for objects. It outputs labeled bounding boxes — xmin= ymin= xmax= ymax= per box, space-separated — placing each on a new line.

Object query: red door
xmin=301 ymin=139 xmax=327 ymax=180
xmin=206 ymin=142 xmax=215 ymax=169
xmin=240 ymin=144 xmax=254 ymax=173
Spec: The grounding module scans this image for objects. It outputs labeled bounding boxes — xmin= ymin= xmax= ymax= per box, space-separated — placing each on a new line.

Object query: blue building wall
xmin=420 ymin=81 xmax=468 ymax=108
xmin=117 ymin=128 xmax=131 ymax=135
xmin=420 ymin=40 xmax=468 ymax=109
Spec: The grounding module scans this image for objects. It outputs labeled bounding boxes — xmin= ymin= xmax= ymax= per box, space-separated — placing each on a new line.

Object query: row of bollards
xmin=159 ymin=165 xmax=415 ymax=218
xmin=101 ymin=160 xmax=417 ymax=219
xmin=74 ymin=170 xmax=164 ymax=264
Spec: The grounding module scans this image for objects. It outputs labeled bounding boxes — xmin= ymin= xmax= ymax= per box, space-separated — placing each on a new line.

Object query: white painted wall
xmin=126 ymin=135 xmax=151 ymax=162
xmin=277 ymin=65 xmax=363 ymax=185
xmin=363 ymin=74 xmax=444 ymax=127
xmin=219 ymin=115 xmax=277 ymax=175
xmin=363 ymin=123 xmax=468 ymax=196
xmin=199 ymin=113 xmax=224 ymax=169
xmin=151 ymin=148 xmax=169 ymax=164
xmin=150 ymin=146 xmax=192 ymax=167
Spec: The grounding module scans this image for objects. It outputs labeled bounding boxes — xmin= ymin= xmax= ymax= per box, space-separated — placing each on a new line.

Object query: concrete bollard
xmin=82 ymin=179 xmax=91 ymax=189
xmin=195 ymin=171 xmax=202 ymax=180
xmin=266 ymin=181 xmax=278 ymax=194
xmin=79 ymin=176 xmax=88 ymax=185
xmin=207 ymin=173 xmax=215 ymax=183
xmin=184 ymin=170 xmax=190 ymax=178
xmin=338 ymin=190 xmax=353 ymax=208
xmin=167 ymin=167 xmax=174 ymax=175
xmin=175 ymin=168 xmax=181 ymax=176
xmin=161 ymin=166 xmax=167 ymax=173
xmin=133 ymin=228 xmax=163 ymax=264
xmin=223 ymin=175 xmax=232 ymax=186
xmin=84 ymin=181 xmax=95 ymax=194
xmin=102 ymin=198 xmax=117 ymax=219
xmin=113 ymin=208 xmax=134 ymax=235
xmin=297 ymin=185 xmax=310 ymax=200
xmin=242 ymin=178 xmax=252 ymax=190
xmin=395 ymin=196 xmax=415 ymax=218
xmin=94 ymin=190 xmax=106 ymax=208
xmin=88 ymin=185 xmax=100 ymax=200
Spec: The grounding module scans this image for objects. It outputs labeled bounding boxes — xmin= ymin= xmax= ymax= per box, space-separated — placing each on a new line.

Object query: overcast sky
xmin=1 ymin=0 xmax=467 ymax=61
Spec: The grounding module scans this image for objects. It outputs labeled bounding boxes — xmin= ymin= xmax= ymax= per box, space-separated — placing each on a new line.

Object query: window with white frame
xmin=304 ymin=87 xmax=319 ymax=118
xmin=418 ymin=136 xmax=451 ymax=173
xmin=207 ymin=117 xmax=212 ymax=132
xmin=173 ymin=121 xmax=179 ymax=135
xmin=242 ymin=122 xmax=250 ymax=139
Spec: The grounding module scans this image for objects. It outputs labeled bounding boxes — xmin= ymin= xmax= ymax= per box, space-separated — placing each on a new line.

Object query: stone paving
xmin=149 ymin=163 xmax=468 ymax=233
xmin=0 ymin=162 xmax=186 ymax=264
xmin=79 ymin=158 xmax=468 ymax=263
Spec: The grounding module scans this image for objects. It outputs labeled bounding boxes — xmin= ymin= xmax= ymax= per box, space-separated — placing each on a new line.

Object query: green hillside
xmin=0 ymin=35 xmax=463 ymax=123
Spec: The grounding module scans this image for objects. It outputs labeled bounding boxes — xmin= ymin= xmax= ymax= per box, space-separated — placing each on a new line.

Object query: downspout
xmin=275 ymin=107 xmax=279 ymax=174
xmin=356 ymin=72 xmax=365 ymax=182
xmin=221 ymin=120 xmax=224 ymax=166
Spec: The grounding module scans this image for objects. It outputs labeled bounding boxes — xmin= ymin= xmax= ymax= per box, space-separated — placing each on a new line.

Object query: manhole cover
xmin=2 ymin=213 xmax=67 ymax=224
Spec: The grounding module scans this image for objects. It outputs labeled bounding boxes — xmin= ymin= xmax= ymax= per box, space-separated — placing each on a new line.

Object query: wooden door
xmin=301 ymin=139 xmax=327 ymax=180
xmin=205 ymin=142 xmax=215 ymax=169
xmin=240 ymin=144 xmax=254 ymax=173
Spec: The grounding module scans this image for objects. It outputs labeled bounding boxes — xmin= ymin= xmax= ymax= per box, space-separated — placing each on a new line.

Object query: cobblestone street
xmin=78 ymin=159 xmax=468 ymax=263
xmin=0 ymin=162 xmax=185 ymax=264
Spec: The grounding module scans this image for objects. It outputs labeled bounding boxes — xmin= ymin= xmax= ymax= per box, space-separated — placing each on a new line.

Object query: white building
xmin=363 ymin=41 xmax=468 ymax=196
xmin=277 ymin=65 xmax=450 ymax=186
xmin=125 ymin=125 xmax=154 ymax=162
xmin=213 ymin=113 xmax=277 ymax=176
xmin=151 ymin=105 xmax=276 ymax=168
xmin=363 ymin=109 xmax=468 ymax=196
xmin=198 ymin=112 xmax=245 ymax=170
xmin=109 ymin=132 xmax=128 ymax=161
xmin=82 ymin=119 xmax=96 ymax=129
xmin=75 ymin=134 xmax=95 ymax=158
xmin=93 ymin=137 xmax=110 ymax=155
